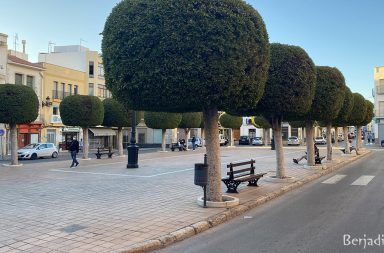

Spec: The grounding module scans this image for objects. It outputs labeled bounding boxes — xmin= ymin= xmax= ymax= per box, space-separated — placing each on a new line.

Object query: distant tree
xmin=102 ymin=98 xmax=133 ymax=156
xmin=0 ymin=84 xmax=38 ymax=165
xmin=102 ymin=0 xmax=270 ymax=201
xmin=358 ymin=100 xmax=374 ymax=148
xmin=219 ymin=113 xmax=242 ymax=146
xmin=251 ymin=116 xmax=271 ymax=146
xmin=257 ymin=43 xmax=316 ymax=178
xmin=144 ymin=112 xmax=182 ymax=151
xmin=311 ymin=66 xmax=346 ymax=161
xmin=60 ymin=95 xmax=104 ymax=159
xmin=178 ymin=112 xmax=202 ymax=149
xmin=348 ymin=93 xmax=366 ymax=153
xmin=333 ymin=87 xmax=354 ymax=154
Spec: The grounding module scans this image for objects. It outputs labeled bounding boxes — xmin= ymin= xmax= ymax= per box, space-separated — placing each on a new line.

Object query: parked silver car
xmin=18 ymin=143 xmax=59 ymax=160
xmin=287 ymin=136 xmax=301 ymax=146
xmin=252 ymin=137 xmax=264 ymax=146
xmin=314 ymin=136 xmax=327 ymax=145
xmin=187 ymin=137 xmax=202 ymax=148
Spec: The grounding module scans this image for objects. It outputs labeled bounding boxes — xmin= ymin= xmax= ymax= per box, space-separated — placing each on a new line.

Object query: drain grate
xmin=61 ymin=224 xmax=86 ymax=233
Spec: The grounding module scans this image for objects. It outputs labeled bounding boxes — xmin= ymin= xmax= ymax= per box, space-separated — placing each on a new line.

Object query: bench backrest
xmin=227 ymin=159 xmax=255 ymax=179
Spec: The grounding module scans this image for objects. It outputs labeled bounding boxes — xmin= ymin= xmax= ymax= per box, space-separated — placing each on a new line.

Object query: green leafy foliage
xmin=0 ymin=84 xmax=38 ymax=124
xmin=102 ymin=0 xmax=269 ymax=113
xmin=333 ymin=87 xmax=354 ymax=127
xmin=102 ymin=98 xmax=130 ymax=127
xmin=178 ymin=112 xmax=202 ymax=129
xmin=219 ymin=113 xmax=242 ymax=129
xmin=60 ymin=95 xmax=104 ymax=127
xmin=360 ymin=100 xmax=374 ymax=126
xmin=348 ymin=93 xmax=366 ymax=126
xmin=144 ymin=112 xmax=182 ymax=129
xmin=309 ymin=66 xmax=346 ymax=122
xmin=257 ymin=43 xmax=317 ymax=119
xmin=289 ymin=121 xmax=307 ymax=128
xmin=252 ymin=116 xmax=271 ymax=129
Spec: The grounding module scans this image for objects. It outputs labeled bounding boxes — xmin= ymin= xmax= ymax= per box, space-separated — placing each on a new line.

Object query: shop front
xmin=61 ymin=127 xmax=81 ymax=150
xmin=17 ymin=123 xmax=42 ymax=148
xmin=89 ymin=128 xmax=116 ymax=149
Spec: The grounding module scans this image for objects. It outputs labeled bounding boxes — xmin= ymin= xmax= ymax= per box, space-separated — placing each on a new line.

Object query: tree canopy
xmin=144 ymin=112 xmax=182 ymax=129
xmin=178 ymin=112 xmax=202 ymax=129
xmin=348 ymin=93 xmax=367 ymax=126
xmin=360 ymin=100 xmax=374 ymax=126
xmin=0 ymin=84 xmax=38 ymax=125
xmin=102 ymin=98 xmax=130 ymax=127
xmin=102 ymin=0 xmax=270 ymax=113
xmin=333 ymin=87 xmax=354 ymax=127
xmin=309 ymin=66 xmax=346 ymax=122
xmin=60 ymin=95 xmax=104 ymax=127
xmin=219 ymin=113 xmax=242 ymax=129
xmin=257 ymin=43 xmax=316 ymax=119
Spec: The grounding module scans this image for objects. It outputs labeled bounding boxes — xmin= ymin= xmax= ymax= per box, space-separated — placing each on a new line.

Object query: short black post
xmin=203 ymin=185 xmax=207 ymax=208
xmin=127 ymin=110 xmax=139 ymax=168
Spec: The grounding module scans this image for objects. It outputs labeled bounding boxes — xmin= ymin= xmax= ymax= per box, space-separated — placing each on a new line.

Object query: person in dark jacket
xmin=69 ymin=137 xmax=80 ymax=168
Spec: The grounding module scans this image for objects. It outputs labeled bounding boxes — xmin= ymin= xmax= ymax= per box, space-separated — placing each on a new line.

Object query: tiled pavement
xmin=0 ymin=145 xmax=372 ymax=253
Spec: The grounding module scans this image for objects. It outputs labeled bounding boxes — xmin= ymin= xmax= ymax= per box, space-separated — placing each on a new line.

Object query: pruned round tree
xmin=144 ymin=112 xmax=182 ymax=151
xmin=333 ymin=87 xmax=354 ymax=154
xmin=102 ymin=0 xmax=270 ymax=201
xmin=311 ymin=66 xmax=346 ymax=161
xmin=179 ymin=112 xmax=202 ymax=149
xmin=348 ymin=93 xmax=366 ymax=152
xmin=252 ymin=116 xmax=271 ymax=145
xmin=219 ymin=113 xmax=242 ymax=146
xmin=0 ymin=84 xmax=38 ymax=165
xmin=358 ymin=100 xmax=374 ymax=148
xmin=257 ymin=43 xmax=316 ymax=178
xmin=60 ymin=95 xmax=104 ymax=159
xmin=102 ymin=98 xmax=131 ymax=156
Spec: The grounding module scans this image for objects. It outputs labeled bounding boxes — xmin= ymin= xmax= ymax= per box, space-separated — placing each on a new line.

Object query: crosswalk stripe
xmin=321 ymin=174 xmax=347 ymax=184
xmin=351 ymin=175 xmax=375 ymax=186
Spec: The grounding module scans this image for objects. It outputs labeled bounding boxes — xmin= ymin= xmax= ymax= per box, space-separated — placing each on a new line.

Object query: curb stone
xmin=120 ymin=150 xmax=372 ymax=253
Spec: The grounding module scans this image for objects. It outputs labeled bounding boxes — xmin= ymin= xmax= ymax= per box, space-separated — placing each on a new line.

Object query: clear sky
xmin=1 ymin=0 xmax=382 ymax=101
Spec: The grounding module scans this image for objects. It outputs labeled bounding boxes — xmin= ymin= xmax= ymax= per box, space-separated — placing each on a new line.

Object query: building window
xmin=47 ymin=129 xmax=56 ymax=144
xmin=376 ymin=67 xmax=380 ymax=73
xmin=15 ymin=73 xmax=23 ymax=85
xmin=98 ymin=84 xmax=107 ymax=98
xmin=52 ymin=81 xmax=59 ymax=99
xmin=61 ymin=83 xmax=66 ymax=99
xmin=88 ymin=83 xmax=94 ymax=96
xmin=53 ymin=106 xmax=59 ymax=115
xmin=379 ymin=102 xmax=384 ymax=117
xmin=89 ymin=61 xmax=94 ymax=77
xmin=377 ymin=79 xmax=384 ymax=94
xmin=26 ymin=76 xmax=34 ymax=89
xmin=74 ymin=85 xmax=78 ymax=95
xmin=68 ymin=84 xmax=72 ymax=96
xmin=98 ymin=64 xmax=104 ymax=78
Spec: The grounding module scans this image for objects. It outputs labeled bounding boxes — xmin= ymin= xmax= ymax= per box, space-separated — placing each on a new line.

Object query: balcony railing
xmin=52 ymin=90 xmax=71 ymax=100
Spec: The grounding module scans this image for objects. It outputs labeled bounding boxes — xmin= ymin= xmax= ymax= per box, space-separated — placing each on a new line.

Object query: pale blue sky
xmin=1 ymin=0 xmax=382 ymax=100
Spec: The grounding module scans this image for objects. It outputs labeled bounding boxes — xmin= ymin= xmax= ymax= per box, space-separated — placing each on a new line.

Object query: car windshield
xmin=254 ymin=137 xmax=262 ymax=140
xmin=315 ymin=137 xmax=323 ymax=140
xmin=22 ymin=144 xmax=38 ymax=149
xmin=288 ymin=137 xmax=297 ymax=140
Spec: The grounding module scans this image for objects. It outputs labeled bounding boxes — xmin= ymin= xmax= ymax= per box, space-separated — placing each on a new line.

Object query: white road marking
xmin=351 ymin=175 xmax=375 ymax=186
xmin=321 ymin=174 xmax=347 ymax=184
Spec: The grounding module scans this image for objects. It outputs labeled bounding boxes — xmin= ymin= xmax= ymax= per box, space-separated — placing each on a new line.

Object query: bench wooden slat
xmin=227 ymin=160 xmax=255 ymax=168
xmin=227 ymin=167 xmax=254 ymax=175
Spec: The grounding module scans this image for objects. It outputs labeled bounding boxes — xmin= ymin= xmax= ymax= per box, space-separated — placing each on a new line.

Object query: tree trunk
xmin=301 ymin=127 xmax=305 ymax=144
xmin=343 ymin=126 xmax=350 ymax=154
xmin=356 ymin=126 xmax=362 ymax=151
xmin=201 ymin=128 xmax=205 ymax=147
xmin=10 ymin=124 xmax=18 ymax=165
xmin=82 ymin=127 xmax=89 ymax=159
xmin=263 ymin=128 xmax=269 ymax=146
xmin=204 ymin=107 xmax=222 ymax=202
xmin=161 ymin=129 xmax=166 ymax=151
xmin=271 ymin=116 xmax=285 ymax=178
xmin=326 ymin=123 xmax=332 ymax=161
xmin=229 ymin=128 xmax=234 ymax=146
xmin=118 ymin=127 xmax=124 ymax=156
xmin=184 ymin=128 xmax=190 ymax=150
xmin=306 ymin=121 xmax=315 ymax=166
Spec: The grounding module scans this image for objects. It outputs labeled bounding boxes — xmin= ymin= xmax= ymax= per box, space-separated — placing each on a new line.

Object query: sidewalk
xmin=0 ymin=146 xmax=372 ymax=253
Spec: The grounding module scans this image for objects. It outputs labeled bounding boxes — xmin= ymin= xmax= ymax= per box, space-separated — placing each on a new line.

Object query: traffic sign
xmin=0 ymin=129 xmax=4 ymax=136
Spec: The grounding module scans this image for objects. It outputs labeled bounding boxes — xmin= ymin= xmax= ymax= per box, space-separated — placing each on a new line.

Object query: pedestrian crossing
xmin=321 ymin=174 xmax=375 ymax=186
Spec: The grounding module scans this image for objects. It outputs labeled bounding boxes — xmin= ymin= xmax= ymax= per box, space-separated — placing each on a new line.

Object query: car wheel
xmin=52 ymin=152 xmax=58 ymax=158
xmin=31 ymin=153 xmax=38 ymax=160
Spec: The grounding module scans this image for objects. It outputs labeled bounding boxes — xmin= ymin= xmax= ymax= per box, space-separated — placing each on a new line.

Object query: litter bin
xmin=271 ymin=138 xmax=275 ymax=150
xmin=194 ymin=163 xmax=208 ymax=186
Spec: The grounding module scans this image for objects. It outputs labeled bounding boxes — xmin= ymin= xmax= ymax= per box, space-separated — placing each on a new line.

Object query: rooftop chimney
xmin=22 ymin=40 xmax=26 ymax=53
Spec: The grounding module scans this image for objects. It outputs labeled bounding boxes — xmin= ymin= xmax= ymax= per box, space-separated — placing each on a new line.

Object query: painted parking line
xmin=49 ymin=167 xmax=194 ymax=178
xmin=321 ymin=174 xmax=347 ymax=184
xmin=351 ymin=175 xmax=375 ymax=186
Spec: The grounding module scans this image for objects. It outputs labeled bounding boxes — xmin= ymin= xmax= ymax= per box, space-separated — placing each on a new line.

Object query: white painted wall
xmin=39 ymin=51 xmax=87 ymax=72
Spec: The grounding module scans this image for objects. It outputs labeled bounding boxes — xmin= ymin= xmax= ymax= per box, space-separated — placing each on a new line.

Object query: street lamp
xmin=127 ymin=110 xmax=139 ymax=168
xmin=42 ymin=96 xmax=52 ymax=107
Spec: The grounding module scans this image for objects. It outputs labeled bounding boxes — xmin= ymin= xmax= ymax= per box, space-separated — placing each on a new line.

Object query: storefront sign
xmin=0 ymin=129 xmax=4 ymax=136
xmin=62 ymin=127 xmax=80 ymax=132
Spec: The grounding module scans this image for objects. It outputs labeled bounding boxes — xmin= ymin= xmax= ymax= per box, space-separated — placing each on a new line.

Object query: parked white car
xmin=287 ymin=136 xmax=301 ymax=146
xmin=187 ymin=137 xmax=203 ymax=148
xmin=252 ymin=137 xmax=264 ymax=146
xmin=314 ymin=136 xmax=327 ymax=145
xmin=18 ymin=143 xmax=59 ymax=160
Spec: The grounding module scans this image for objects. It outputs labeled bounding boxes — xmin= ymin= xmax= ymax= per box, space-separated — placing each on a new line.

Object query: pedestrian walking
xmin=69 ymin=137 xmax=80 ymax=168
xmin=367 ymin=133 xmax=371 ymax=144
xmin=192 ymin=136 xmax=196 ymax=151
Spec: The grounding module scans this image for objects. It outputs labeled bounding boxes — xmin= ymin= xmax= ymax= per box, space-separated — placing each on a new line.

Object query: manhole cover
xmin=61 ymin=224 xmax=86 ymax=233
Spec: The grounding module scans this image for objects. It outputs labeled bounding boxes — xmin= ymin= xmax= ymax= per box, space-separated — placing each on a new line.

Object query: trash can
xmin=194 ymin=163 xmax=208 ymax=186
xmin=271 ymin=138 xmax=275 ymax=150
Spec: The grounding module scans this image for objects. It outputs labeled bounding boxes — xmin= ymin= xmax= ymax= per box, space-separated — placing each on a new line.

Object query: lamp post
xmin=127 ymin=110 xmax=139 ymax=168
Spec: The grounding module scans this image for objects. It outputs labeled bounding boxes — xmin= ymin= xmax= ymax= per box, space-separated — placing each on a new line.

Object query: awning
xmin=89 ymin=128 xmax=116 ymax=136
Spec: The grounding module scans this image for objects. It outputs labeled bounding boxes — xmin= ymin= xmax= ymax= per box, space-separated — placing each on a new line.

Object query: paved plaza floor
xmin=0 ymin=145 xmax=375 ymax=253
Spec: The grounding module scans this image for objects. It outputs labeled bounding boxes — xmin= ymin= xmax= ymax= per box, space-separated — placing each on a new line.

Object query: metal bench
xmin=94 ymin=147 xmax=114 ymax=159
xmin=221 ymin=159 xmax=266 ymax=193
